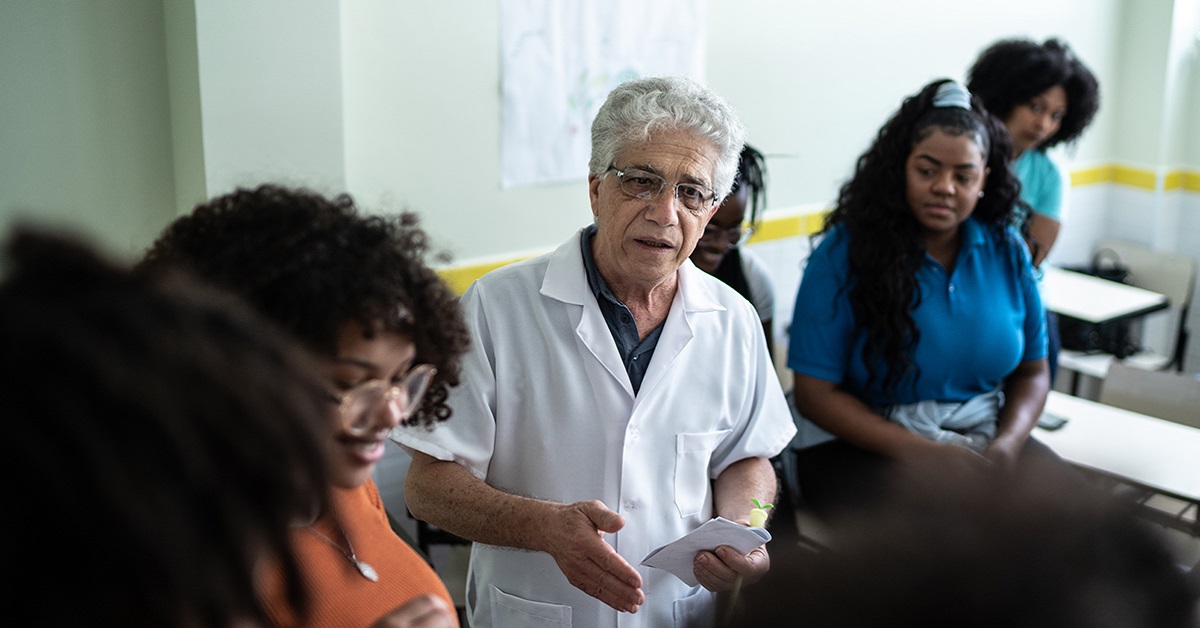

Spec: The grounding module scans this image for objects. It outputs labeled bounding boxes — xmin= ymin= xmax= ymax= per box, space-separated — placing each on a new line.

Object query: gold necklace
xmin=305 ymin=524 xmax=379 ymax=582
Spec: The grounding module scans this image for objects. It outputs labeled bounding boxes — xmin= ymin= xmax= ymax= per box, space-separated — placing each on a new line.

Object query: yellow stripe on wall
xmin=1183 ymin=171 xmax=1200 ymax=193
xmin=746 ymin=211 xmax=826 ymax=245
xmin=1162 ymin=171 xmax=1184 ymax=191
xmin=436 ymin=211 xmax=829 ymax=292
xmin=438 ymin=164 xmax=1200 ymax=292
xmin=1111 ymin=165 xmax=1159 ymax=190
xmin=1069 ymin=165 xmax=1113 ymax=186
xmin=438 ymin=257 xmax=526 ymax=295
xmin=1073 ymin=164 xmax=1200 ymax=191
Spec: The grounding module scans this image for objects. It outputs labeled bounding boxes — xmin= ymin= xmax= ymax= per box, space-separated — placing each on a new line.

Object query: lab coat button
xmin=624 ymin=501 xmax=636 ymax=510
xmin=628 ymin=428 xmax=639 ymax=441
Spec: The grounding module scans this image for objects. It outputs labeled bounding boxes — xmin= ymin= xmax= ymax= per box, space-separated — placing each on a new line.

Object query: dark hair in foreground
xmin=968 ymin=37 xmax=1100 ymax=150
xmin=0 ymin=230 xmax=332 ymax=627
xmin=735 ymin=143 xmax=769 ymax=227
xmin=822 ymin=79 xmax=1020 ymax=396
xmin=139 ymin=184 xmax=471 ymax=428
xmin=729 ymin=470 xmax=1200 ymax=628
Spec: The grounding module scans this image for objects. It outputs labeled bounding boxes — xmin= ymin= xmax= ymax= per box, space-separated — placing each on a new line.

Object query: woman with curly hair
xmin=690 ymin=143 xmax=775 ymax=357
xmin=787 ymin=80 xmax=1066 ymax=517
xmin=969 ymin=37 xmax=1100 ymax=383
xmin=140 ymin=184 xmax=471 ymax=627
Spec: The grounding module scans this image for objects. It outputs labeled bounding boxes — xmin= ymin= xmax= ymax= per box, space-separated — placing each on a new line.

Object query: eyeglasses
xmin=700 ymin=223 xmax=754 ymax=248
xmin=607 ymin=166 xmax=717 ymax=213
xmin=329 ymin=364 xmax=437 ymax=435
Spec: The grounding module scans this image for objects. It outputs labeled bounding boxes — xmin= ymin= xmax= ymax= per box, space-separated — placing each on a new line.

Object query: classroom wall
xmin=337 ymin=0 xmax=1125 ymax=265
xmin=1 ymin=1 xmax=1196 ymax=367
xmin=3 ymin=0 xmax=1187 ymax=259
xmin=3 ymin=0 xmax=1197 ymax=580
xmin=1102 ymin=0 xmax=1200 ymax=370
xmin=193 ymin=0 xmax=347 ymax=197
xmin=0 ymin=0 xmax=178 ymax=259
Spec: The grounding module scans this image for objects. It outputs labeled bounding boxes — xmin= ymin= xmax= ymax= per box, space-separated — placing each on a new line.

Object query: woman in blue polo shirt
xmin=788 ymin=80 xmax=1065 ymax=516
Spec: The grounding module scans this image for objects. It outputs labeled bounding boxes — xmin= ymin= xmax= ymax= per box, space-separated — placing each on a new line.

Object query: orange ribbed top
xmin=258 ymin=479 xmax=457 ymax=627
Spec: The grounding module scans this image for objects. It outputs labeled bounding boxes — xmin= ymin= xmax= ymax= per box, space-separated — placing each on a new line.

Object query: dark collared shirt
xmin=580 ymin=224 xmax=665 ymax=393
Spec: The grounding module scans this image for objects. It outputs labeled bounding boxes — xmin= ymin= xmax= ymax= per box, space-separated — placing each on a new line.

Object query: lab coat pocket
xmin=674 ymin=430 xmax=731 ymax=518
xmin=489 ymin=585 xmax=572 ymax=627
xmin=673 ymin=586 xmax=717 ymax=628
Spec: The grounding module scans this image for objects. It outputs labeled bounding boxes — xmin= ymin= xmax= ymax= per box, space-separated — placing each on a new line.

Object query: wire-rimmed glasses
xmin=331 ymin=364 xmax=437 ymax=435
xmin=607 ymin=165 xmax=717 ymax=213
xmin=700 ymin=223 xmax=754 ymax=248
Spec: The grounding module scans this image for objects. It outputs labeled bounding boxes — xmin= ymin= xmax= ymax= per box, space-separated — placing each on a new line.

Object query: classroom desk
xmin=1036 ymin=391 xmax=1200 ymax=535
xmin=1041 ymin=266 xmax=1168 ymax=324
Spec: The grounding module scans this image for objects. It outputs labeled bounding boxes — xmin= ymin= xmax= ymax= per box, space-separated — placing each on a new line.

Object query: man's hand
xmin=692 ymin=545 xmax=770 ymax=592
xmin=372 ymin=594 xmax=457 ymax=628
xmin=543 ymin=500 xmax=645 ymax=613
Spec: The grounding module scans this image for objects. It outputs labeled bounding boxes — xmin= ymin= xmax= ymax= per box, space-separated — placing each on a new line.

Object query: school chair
xmin=1059 ymin=239 xmax=1197 ymax=394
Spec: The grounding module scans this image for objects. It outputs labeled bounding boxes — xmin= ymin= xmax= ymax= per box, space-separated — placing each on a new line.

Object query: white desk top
xmin=1041 ymin=266 xmax=1168 ymax=324
xmin=1036 ymin=391 xmax=1200 ymax=502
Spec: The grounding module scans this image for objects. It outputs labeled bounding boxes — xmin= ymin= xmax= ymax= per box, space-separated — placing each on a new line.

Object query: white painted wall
xmin=707 ymin=0 xmax=1120 ymax=217
xmin=193 ymin=0 xmax=347 ymax=196
xmin=2 ymin=0 xmax=1170 ymax=265
xmin=338 ymin=0 xmax=1123 ymax=263
xmin=340 ymin=1 xmax=587 ymax=264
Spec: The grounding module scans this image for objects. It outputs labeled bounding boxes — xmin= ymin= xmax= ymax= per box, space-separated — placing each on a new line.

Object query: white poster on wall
xmin=500 ymin=0 xmax=706 ymax=188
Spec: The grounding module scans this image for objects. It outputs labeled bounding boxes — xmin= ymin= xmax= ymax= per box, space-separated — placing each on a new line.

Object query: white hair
xmin=588 ymin=76 xmax=746 ymax=199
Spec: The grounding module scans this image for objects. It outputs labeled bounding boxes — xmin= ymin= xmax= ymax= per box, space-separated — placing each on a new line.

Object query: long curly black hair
xmin=139 ymin=184 xmax=471 ymax=427
xmin=822 ymin=79 xmax=1021 ymax=396
xmin=967 ymin=37 xmax=1100 ymax=150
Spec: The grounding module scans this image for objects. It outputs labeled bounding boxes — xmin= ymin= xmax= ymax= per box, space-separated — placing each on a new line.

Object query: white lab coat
xmin=395 ymin=228 xmax=795 ymax=628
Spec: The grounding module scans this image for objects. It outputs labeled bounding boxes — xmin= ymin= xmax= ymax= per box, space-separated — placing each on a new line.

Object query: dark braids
xmin=734 ymin=143 xmax=769 ymax=227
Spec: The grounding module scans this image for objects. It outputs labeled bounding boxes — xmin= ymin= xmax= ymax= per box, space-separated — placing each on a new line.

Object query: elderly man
xmin=397 ymin=76 xmax=796 ymax=627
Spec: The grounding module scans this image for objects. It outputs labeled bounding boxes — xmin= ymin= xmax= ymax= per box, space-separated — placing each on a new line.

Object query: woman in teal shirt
xmin=969 ymin=38 xmax=1100 ymax=383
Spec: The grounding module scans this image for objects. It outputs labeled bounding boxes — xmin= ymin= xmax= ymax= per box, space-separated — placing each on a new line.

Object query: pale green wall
xmin=193 ymin=0 xmax=346 ymax=196
xmin=1110 ymin=0 xmax=1176 ymax=167
xmin=0 ymin=0 xmax=178 ymax=259
xmin=1190 ymin=47 xmax=1200 ymax=167
xmin=341 ymin=0 xmax=1125 ymax=263
xmin=1 ymin=0 xmax=1192 ymax=264
xmin=1173 ymin=1 xmax=1200 ymax=168
xmin=164 ymin=0 xmax=207 ymax=214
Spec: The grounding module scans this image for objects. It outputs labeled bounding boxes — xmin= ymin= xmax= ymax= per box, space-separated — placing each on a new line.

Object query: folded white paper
xmin=640 ymin=517 xmax=772 ymax=586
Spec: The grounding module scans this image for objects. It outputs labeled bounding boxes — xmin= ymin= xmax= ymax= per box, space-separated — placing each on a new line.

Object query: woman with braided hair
xmin=690 ymin=143 xmax=776 ymax=357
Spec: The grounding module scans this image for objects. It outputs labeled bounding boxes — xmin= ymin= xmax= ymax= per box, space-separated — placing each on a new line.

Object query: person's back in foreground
xmin=728 ymin=467 xmax=1200 ymax=628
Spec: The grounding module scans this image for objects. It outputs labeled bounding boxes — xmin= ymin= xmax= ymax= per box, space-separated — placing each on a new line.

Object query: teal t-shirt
xmin=1013 ymin=149 xmax=1065 ymax=224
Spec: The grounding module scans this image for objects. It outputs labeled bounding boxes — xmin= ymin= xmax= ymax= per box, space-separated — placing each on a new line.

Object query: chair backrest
xmin=1099 ymin=362 xmax=1200 ymax=428
xmin=1096 ymin=239 xmax=1197 ymax=364
xmin=1097 ymin=239 xmax=1196 ymax=305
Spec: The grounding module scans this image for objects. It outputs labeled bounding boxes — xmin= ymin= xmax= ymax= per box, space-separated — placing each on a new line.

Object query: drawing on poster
xmin=500 ymin=0 xmax=706 ymax=188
